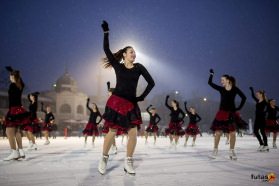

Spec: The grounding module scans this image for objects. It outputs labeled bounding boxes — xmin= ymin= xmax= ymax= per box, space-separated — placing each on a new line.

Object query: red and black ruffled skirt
xmin=165 ymin=121 xmax=185 ymax=136
xmin=146 ymin=124 xmax=159 ymax=133
xmin=42 ymin=122 xmax=52 ymax=132
xmin=210 ymin=110 xmax=248 ymax=133
xmin=265 ymin=119 xmax=279 ymax=132
xmin=185 ymin=123 xmax=200 ymax=136
xmin=22 ymin=118 xmax=41 ymax=133
xmin=102 ymin=122 xmax=128 ymax=135
xmin=102 ymin=95 xmax=142 ymax=132
xmin=5 ymin=106 xmax=30 ymax=128
xmin=82 ymin=122 xmax=99 ymax=136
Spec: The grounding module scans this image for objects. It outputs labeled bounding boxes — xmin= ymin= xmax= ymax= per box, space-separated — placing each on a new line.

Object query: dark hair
xmin=11 ymin=71 xmax=24 ymax=90
xmin=172 ymin=100 xmax=180 ymax=108
xmin=103 ymin=46 xmax=133 ymax=68
xmin=256 ymin=90 xmax=268 ymax=102
xmin=92 ymin=103 xmax=99 ymax=112
xmin=222 ymin=74 xmax=236 ymax=87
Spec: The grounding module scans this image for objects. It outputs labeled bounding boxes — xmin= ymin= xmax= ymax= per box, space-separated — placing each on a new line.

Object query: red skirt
xmin=265 ymin=119 xmax=279 ymax=132
xmin=165 ymin=121 xmax=185 ymax=136
xmin=102 ymin=121 xmax=129 ymax=135
xmin=22 ymin=118 xmax=41 ymax=133
xmin=102 ymin=95 xmax=142 ymax=131
xmin=5 ymin=106 xmax=30 ymax=128
xmin=185 ymin=123 xmax=200 ymax=136
xmin=42 ymin=122 xmax=52 ymax=132
xmin=82 ymin=122 xmax=99 ymax=136
xmin=146 ymin=124 xmax=159 ymax=133
xmin=210 ymin=110 xmax=248 ymax=133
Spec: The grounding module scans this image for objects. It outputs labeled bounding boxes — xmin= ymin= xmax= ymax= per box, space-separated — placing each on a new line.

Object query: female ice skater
xmin=145 ymin=105 xmax=161 ymax=144
xmin=98 ymin=20 xmax=155 ymax=175
xmin=265 ymin=99 xmax=279 ymax=149
xmin=184 ymin=101 xmax=201 ymax=147
xmin=249 ymin=87 xmax=268 ymax=152
xmin=41 ymin=102 xmax=55 ymax=145
xmin=83 ymin=98 xmax=102 ymax=146
xmin=23 ymin=92 xmax=40 ymax=150
xmin=165 ymin=95 xmax=185 ymax=146
xmin=4 ymin=66 xmax=30 ymax=161
xmin=208 ymin=69 xmax=247 ymax=160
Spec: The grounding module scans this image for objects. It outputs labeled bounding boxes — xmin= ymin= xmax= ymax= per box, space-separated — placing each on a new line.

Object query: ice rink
xmin=0 ymin=135 xmax=278 ymax=186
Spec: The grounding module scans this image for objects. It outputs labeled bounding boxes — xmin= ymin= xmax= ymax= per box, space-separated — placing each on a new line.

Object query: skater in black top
xmin=145 ymin=105 xmax=161 ymax=144
xmin=4 ymin=66 xmax=30 ymax=161
xmin=208 ymin=69 xmax=247 ymax=160
xmin=98 ymin=21 xmax=155 ymax=175
xmin=184 ymin=101 xmax=201 ymax=147
xmin=23 ymin=92 xmax=40 ymax=150
xmin=249 ymin=87 xmax=268 ymax=152
xmin=165 ymin=95 xmax=185 ymax=146
xmin=265 ymin=99 xmax=279 ymax=149
xmin=41 ymin=102 xmax=55 ymax=145
xmin=83 ymin=98 xmax=102 ymax=147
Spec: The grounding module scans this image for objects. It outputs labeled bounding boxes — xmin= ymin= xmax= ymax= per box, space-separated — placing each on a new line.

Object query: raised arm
xmin=184 ymin=101 xmax=190 ymax=115
xmin=102 ymin=21 xmax=118 ymax=68
xmin=41 ymin=102 xmax=46 ymax=114
xmin=86 ymin=98 xmax=93 ymax=112
xmin=208 ymin=69 xmax=222 ymax=91
xmin=236 ymin=87 xmax=247 ymax=111
xmin=249 ymin=87 xmax=258 ymax=102
xmin=146 ymin=105 xmax=152 ymax=115
xmin=165 ymin=95 xmax=171 ymax=110
xmin=136 ymin=64 xmax=155 ymax=102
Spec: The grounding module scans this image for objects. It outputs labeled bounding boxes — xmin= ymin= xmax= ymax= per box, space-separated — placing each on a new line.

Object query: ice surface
xmin=0 ymin=135 xmax=278 ymax=186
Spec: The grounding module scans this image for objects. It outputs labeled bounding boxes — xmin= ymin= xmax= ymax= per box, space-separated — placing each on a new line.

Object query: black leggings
xmin=254 ymin=119 xmax=267 ymax=146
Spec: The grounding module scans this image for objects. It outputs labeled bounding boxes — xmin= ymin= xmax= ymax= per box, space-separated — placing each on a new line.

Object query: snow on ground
xmin=0 ymin=135 xmax=278 ymax=186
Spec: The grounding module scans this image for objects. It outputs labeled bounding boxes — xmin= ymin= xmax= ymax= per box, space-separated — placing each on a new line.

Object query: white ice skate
xmin=209 ymin=148 xmax=218 ymax=159
xmin=273 ymin=143 xmax=277 ymax=149
xmin=44 ymin=140 xmax=50 ymax=145
xmin=18 ymin=149 xmax=25 ymax=159
xmin=3 ymin=149 xmax=20 ymax=161
xmin=31 ymin=144 xmax=38 ymax=150
xmin=27 ymin=141 xmax=33 ymax=150
xmin=192 ymin=142 xmax=195 ymax=147
xmin=124 ymin=157 xmax=136 ymax=175
xmin=225 ymin=140 xmax=229 ymax=145
xmin=111 ymin=146 xmax=117 ymax=155
xmin=257 ymin=145 xmax=264 ymax=151
xmin=229 ymin=149 xmax=237 ymax=160
xmin=98 ymin=155 xmax=109 ymax=175
xmin=260 ymin=146 xmax=269 ymax=152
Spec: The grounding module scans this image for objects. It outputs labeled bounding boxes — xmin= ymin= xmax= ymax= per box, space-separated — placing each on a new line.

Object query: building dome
xmin=54 ymin=71 xmax=78 ymax=92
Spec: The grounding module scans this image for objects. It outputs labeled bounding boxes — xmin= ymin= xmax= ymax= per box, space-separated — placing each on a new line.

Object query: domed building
xmin=41 ymin=70 xmax=89 ymax=134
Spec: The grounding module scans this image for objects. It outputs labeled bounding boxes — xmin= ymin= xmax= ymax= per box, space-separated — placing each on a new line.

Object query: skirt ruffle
xmin=82 ymin=122 xmax=99 ymax=136
xmin=146 ymin=124 xmax=159 ymax=133
xmin=5 ymin=106 xmax=30 ymax=127
xmin=185 ymin=123 xmax=200 ymax=136
xmin=165 ymin=121 xmax=185 ymax=136
xmin=265 ymin=119 xmax=279 ymax=132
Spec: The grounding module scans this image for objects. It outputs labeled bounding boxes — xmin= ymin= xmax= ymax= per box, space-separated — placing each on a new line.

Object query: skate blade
xmin=124 ymin=168 xmax=135 ymax=176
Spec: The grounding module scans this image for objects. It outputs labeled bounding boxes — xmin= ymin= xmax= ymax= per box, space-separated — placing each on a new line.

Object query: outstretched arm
xmin=249 ymin=87 xmax=258 ymax=102
xmin=208 ymin=69 xmax=222 ymax=91
xmin=86 ymin=98 xmax=93 ymax=112
xmin=184 ymin=101 xmax=190 ymax=115
xmin=102 ymin=21 xmax=118 ymax=68
xmin=165 ymin=95 xmax=171 ymax=110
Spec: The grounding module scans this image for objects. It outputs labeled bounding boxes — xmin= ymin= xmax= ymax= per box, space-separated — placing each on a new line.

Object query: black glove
xmin=101 ymin=20 xmax=109 ymax=32
xmin=149 ymin=104 xmax=153 ymax=107
xmin=166 ymin=95 xmax=170 ymax=99
xmin=5 ymin=66 xmax=13 ymax=72
xmin=41 ymin=102 xmax=44 ymax=106
xmin=87 ymin=98 xmax=90 ymax=102
xmin=184 ymin=101 xmax=187 ymax=106
xmin=209 ymin=69 xmax=214 ymax=74
xmin=249 ymin=87 xmax=253 ymax=91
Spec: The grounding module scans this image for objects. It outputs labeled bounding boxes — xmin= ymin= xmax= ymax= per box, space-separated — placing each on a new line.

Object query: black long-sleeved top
xmin=146 ymin=105 xmax=161 ymax=125
xmin=266 ymin=106 xmax=279 ymax=120
xmin=8 ymin=82 xmax=24 ymax=108
xmin=86 ymin=100 xmax=102 ymax=124
xmin=28 ymin=95 xmax=38 ymax=120
xmin=41 ymin=105 xmax=55 ymax=123
xmin=208 ymin=74 xmax=246 ymax=111
xmin=165 ymin=97 xmax=185 ymax=122
xmin=184 ymin=104 xmax=201 ymax=124
xmin=103 ymin=33 xmax=155 ymax=102
xmin=250 ymin=88 xmax=267 ymax=119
